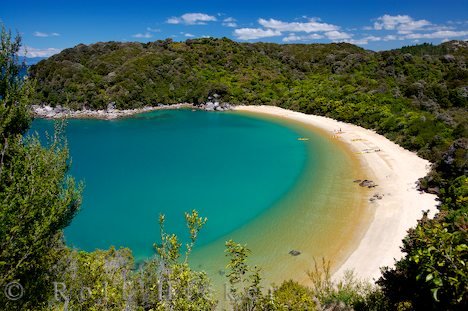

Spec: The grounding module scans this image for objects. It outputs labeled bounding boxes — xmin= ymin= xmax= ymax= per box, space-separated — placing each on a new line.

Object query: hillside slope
xmin=30 ymin=39 xmax=467 ymax=160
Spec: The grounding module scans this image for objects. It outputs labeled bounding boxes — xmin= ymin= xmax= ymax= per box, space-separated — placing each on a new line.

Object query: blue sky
xmin=1 ymin=0 xmax=467 ymax=57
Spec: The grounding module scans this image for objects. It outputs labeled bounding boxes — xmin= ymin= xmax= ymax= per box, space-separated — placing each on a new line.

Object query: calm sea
xmin=30 ymin=109 xmax=370 ymax=287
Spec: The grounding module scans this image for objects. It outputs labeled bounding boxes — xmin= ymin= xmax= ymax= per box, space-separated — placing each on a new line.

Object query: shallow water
xmin=30 ymin=109 xmax=370 ymax=291
xmin=30 ymin=110 xmax=311 ymax=259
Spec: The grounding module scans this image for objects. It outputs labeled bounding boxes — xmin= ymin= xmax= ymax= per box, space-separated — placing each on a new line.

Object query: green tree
xmin=378 ymin=212 xmax=468 ymax=310
xmin=0 ymin=24 xmax=82 ymax=309
xmin=270 ymin=280 xmax=316 ymax=310
xmin=0 ymin=25 xmax=31 ymax=141
xmin=47 ymin=247 xmax=134 ymax=311
xmin=136 ymin=210 xmax=216 ymax=311
xmin=225 ymin=240 xmax=274 ymax=310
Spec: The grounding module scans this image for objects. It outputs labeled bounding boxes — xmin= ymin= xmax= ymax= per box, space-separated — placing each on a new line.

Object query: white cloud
xmin=325 ymin=30 xmax=352 ymax=40
xmin=33 ymin=31 xmax=60 ymax=37
xmin=344 ymin=36 xmax=382 ymax=45
xmin=167 ymin=13 xmax=217 ymax=25
xmin=166 ymin=17 xmax=181 ymax=24
xmin=258 ymin=18 xmax=338 ymax=33
xmin=282 ymin=33 xmax=323 ymax=42
xmin=236 ymin=17 xmax=347 ymax=41
xmin=344 ymin=39 xmax=369 ymax=45
xmin=184 ymin=33 xmax=195 ymax=37
xmin=234 ymin=28 xmax=282 ymax=40
xmin=374 ymin=15 xmax=411 ymax=30
xmin=230 ymin=14 xmax=466 ymax=45
xmin=222 ymin=17 xmax=237 ymax=28
xmin=132 ymin=27 xmax=159 ymax=39
xmin=21 ymin=46 xmax=61 ymax=57
xmin=383 ymin=34 xmax=398 ymax=41
xmin=146 ymin=27 xmax=160 ymax=32
xmin=373 ymin=14 xmax=431 ymax=34
xmin=132 ymin=32 xmax=153 ymax=38
xmin=404 ymin=30 xmax=468 ymax=39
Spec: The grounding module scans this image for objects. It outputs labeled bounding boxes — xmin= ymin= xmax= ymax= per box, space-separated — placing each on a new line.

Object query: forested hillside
xmin=31 ymin=39 xmax=466 ymax=158
xmin=30 ymin=38 xmax=467 ymax=184
xmin=31 ymin=39 xmax=467 ymax=115
xmin=21 ymin=38 xmax=468 ymax=309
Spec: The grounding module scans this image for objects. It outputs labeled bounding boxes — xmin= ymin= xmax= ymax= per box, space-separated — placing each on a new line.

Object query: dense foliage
xmin=43 ymin=210 xmax=217 ymax=311
xmin=2 ymin=30 xmax=466 ymax=310
xmin=379 ymin=212 xmax=467 ymax=310
xmin=0 ymin=25 xmax=82 ymax=310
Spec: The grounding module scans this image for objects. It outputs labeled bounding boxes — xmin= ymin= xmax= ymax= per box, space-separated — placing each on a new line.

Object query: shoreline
xmin=190 ymin=109 xmax=371 ymax=299
xmin=233 ymin=105 xmax=439 ymax=282
xmin=37 ymin=103 xmax=440 ymax=282
xmin=31 ymin=101 xmax=234 ymax=120
xmin=31 ymin=103 xmax=196 ymax=119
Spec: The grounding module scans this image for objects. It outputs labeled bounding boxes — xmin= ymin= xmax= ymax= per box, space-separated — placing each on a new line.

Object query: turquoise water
xmin=30 ymin=110 xmax=312 ymax=260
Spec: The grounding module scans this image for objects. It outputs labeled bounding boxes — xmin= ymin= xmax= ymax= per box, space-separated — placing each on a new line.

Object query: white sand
xmin=233 ymin=105 xmax=438 ymax=282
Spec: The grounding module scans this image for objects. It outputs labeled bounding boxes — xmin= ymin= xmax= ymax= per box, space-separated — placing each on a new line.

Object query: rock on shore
xmin=31 ymin=101 xmax=234 ymax=120
xmin=31 ymin=104 xmax=176 ymax=119
xmin=198 ymin=101 xmax=233 ymax=111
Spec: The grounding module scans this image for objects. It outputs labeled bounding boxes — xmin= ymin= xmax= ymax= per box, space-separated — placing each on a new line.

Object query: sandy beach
xmin=233 ymin=105 xmax=439 ymax=282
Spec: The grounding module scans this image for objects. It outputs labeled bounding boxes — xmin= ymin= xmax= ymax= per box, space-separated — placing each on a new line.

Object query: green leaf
xmin=431 ymin=288 xmax=440 ymax=302
xmin=426 ymin=273 xmax=433 ymax=282
xmin=433 ymin=277 xmax=443 ymax=287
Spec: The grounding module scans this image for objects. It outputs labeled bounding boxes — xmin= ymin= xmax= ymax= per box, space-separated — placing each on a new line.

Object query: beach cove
xmin=29 ymin=105 xmax=438 ymax=291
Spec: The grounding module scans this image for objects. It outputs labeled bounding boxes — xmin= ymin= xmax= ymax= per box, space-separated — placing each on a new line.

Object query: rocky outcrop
xmin=358 ymin=179 xmax=378 ymax=188
xmin=31 ymin=103 xmax=194 ymax=120
xmin=32 ymin=101 xmax=235 ymax=119
xmin=197 ymin=94 xmax=233 ymax=111
xmin=198 ymin=101 xmax=233 ymax=111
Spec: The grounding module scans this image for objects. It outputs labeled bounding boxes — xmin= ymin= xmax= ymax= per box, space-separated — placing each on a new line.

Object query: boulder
xmin=289 ymin=250 xmax=301 ymax=256
xmin=373 ymin=193 xmax=384 ymax=200
xmin=204 ymin=102 xmax=215 ymax=111
xmin=107 ymin=102 xmax=116 ymax=111
xmin=359 ymin=179 xmax=377 ymax=188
